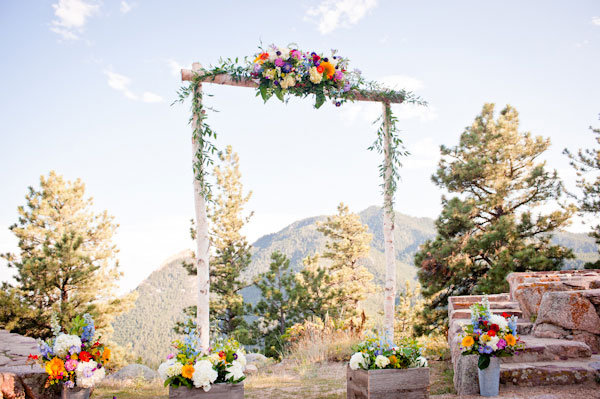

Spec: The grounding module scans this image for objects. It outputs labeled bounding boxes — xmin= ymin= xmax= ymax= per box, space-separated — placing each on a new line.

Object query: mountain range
xmin=111 ymin=206 xmax=598 ymax=366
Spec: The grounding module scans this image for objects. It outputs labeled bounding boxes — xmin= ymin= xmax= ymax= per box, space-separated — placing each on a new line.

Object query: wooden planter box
xmin=169 ymin=383 xmax=244 ymax=399
xmin=347 ymin=366 xmax=430 ymax=399
xmin=60 ymin=387 xmax=91 ymax=399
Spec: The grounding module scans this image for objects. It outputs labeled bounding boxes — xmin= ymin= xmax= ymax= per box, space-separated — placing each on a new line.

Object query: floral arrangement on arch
xmin=158 ymin=328 xmax=246 ymax=392
xmin=460 ymin=296 xmax=524 ymax=369
xmin=29 ymin=314 xmax=110 ymax=389
xmin=348 ymin=335 xmax=428 ymax=371
xmin=251 ymin=44 xmax=361 ymax=108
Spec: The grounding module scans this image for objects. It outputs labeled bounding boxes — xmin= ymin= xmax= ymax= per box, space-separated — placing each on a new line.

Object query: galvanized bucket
xmin=478 ymin=356 xmax=500 ymax=397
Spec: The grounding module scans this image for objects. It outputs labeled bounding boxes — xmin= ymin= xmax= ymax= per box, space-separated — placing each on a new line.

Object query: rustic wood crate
xmin=169 ymin=383 xmax=244 ymax=399
xmin=347 ymin=366 xmax=430 ymax=399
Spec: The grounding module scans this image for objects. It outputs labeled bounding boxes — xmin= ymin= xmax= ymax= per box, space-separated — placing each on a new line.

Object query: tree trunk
xmin=191 ymin=76 xmax=211 ymax=352
xmin=382 ymin=101 xmax=397 ymax=344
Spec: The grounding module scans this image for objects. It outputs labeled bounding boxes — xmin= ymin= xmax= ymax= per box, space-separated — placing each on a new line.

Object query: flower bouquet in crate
xmin=460 ymin=296 xmax=524 ymax=396
xmin=158 ymin=328 xmax=246 ymax=398
xmin=347 ymin=336 xmax=430 ymax=399
xmin=29 ymin=314 xmax=110 ymax=398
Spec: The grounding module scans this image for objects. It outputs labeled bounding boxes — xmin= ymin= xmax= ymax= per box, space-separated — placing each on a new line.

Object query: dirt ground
xmin=94 ymin=360 xmax=600 ymax=399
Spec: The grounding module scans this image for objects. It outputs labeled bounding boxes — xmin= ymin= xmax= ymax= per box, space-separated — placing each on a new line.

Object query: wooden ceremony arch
xmin=182 ymin=62 xmax=403 ymax=351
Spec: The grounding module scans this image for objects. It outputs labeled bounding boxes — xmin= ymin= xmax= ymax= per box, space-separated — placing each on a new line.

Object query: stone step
xmin=450 ymin=308 xmax=522 ymax=321
xmin=501 ymin=335 xmax=593 ymax=364
xmin=451 ymin=301 xmax=521 ymax=310
xmin=449 ymin=294 xmax=510 ymax=305
xmin=500 ymin=355 xmax=600 ymax=387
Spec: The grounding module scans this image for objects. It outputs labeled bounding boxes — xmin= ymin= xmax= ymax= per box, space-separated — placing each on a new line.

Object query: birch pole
xmin=382 ymin=101 xmax=397 ymax=344
xmin=191 ymin=63 xmax=211 ymax=351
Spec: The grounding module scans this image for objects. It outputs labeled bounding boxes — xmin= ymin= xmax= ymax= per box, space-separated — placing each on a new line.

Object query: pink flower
xmin=166 ymin=353 xmax=175 ymax=360
xmin=65 ymin=359 xmax=78 ymax=372
xmin=497 ymin=339 xmax=507 ymax=350
xmin=274 ymin=58 xmax=284 ymax=67
xmin=291 ymin=50 xmax=301 ymax=59
xmin=334 ymin=70 xmax=343 ymax=81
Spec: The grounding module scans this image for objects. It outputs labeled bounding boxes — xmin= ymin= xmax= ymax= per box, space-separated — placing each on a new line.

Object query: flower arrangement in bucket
xmin=347 ymin=336 xmax=430 ymax=399
xmin=158 ymin=328 xmax=245 ymax=398
xmin=29 ymin=314 xmax=110 ymax=398
xmin=460 ymin=296 xmax=523 ymax=396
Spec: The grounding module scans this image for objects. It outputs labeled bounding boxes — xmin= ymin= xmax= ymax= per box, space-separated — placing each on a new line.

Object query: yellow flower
xmin=480 ymin=334 xmax=491 ymax=343
xmin=461 ymin=335 xmax=474 ymax=348
xmin=505 ymin=334 xmax=516 ymax=346
xmin=102 ymin=348 xmax=111 ymax=363
xmin=45 ymin=357 xmax=65 ymax=379
xmin=181 ymin=364 xmax=195 ymax=379
xmin=320 ymin=61 xmax=336 ymax=79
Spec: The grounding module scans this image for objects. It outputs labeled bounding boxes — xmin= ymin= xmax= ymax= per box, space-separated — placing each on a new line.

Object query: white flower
xmin=280 ymin=74 xmax=296 ymax=90
xmin=374 ymin=355 xmax=390 ymax=369
xmin=414 ymin=356 xmax=428 ymax=368
xmin=349 ymin=352 xmax=369 ymax=370
xmin=158 ymin=359 xmax=175 ymax=381
xmin=192 ymin=360 xmax=218 ymax=392
xmin=53 ymin=334 xmax=82 ymax=357
xmin=267 ymin=51 xmax=277 ymax=62
xmin=225 ymin=360 xmax=245 ymax=381
xmin=75 ymin=360 xmax=104 ymax=388
xmin=235 ymin=352 xmax=247 ymax=368
xmin=279 ymin=47 xmax=290 ymax=59
xmin=208 ymin=353 xmax=221 ymax=365
xmin=488 ymin=336 xmax=500 ymax=351
xmin=309 ymin=67 xmax=323 ymax=84
xmin=489 ymin=314 xmax=509 ymax=331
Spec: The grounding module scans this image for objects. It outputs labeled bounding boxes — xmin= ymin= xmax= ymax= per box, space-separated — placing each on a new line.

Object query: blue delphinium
xmin=81 ymin=313 xmax=95 ymax=342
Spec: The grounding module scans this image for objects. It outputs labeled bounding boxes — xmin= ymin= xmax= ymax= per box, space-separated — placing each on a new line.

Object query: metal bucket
xmin=478 ymin=356 xmax=500 ymax=397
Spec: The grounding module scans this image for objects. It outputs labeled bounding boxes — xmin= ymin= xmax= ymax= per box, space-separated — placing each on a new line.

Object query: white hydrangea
xmin=208 ymin=353 xmax=221 ymax=365
xmin=75 ymin=360 xmax=105 ymax=388
xmin=414 ymin=356 xmax=428 ymax=368
xmin=158 ymin=359 xmax=175 ymax=381
xmin=489 ymin=314 xmax=509 ymax=331
xmin=488 ymin=336 xmax=500 ymax=351
xmin=192 ymin=360 xmax=218 ymax=392
xmin=225 ymin=360 xmax=245 ymax=381
xmin=235 ymin=352 xmax=246 ymax=368
xmin=53 ymin=334 xmax=82 ymax=357
xmin=349 ymin=352 xmax=369 ymax=371
xmin=374 ymin=355 xmax=390 ymax=369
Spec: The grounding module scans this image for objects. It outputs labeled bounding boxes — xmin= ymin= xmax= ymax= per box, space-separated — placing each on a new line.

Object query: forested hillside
xmin=112 ymin=206 xmax=598 ymax=366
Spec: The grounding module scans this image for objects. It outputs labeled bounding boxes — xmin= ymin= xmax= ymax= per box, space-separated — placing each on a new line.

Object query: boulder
xmin=533 ymin=323 xmax=570 ymax=339
xmin=535 ymin=291 xmax=600 ymax=336
xmin=106 ymin=364 xmax=159 ymax=381
xmin=0 ymin=365 xmax=54 ymax=399
xmin=244 ymin=364 xmax=258 ymax=374
xmin=245 ymin=353 xmax=269 ymax=367
xmin=453 ymin=354 xmax=479 ymax=396
xmin=513 ymin=282 xmax=569 ymax=321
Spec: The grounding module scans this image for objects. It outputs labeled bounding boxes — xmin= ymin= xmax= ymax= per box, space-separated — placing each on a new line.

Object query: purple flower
xmin=167 ymin=353 xmax=175 ymax=360
xmin=291 ymin=50 xmax=301 ymax=59
xmin=478 ymin=346 xmax=493 ymax=354
xmin=282 ymin=63 xmax=292 ymax=73
xmin=314 ymin=59 xmax=321 ymax=67
xmin=497 ymin=339 xmax=507 ymax=350
xmin=274 ymin=58 xmax=284 ymax=67
xmin=335 ymin=101 xmax=341 ymax=107
xmin=374 ymin=350 xmax=381 ymax=356
xmin=64 ymin=380 xmax=74 ymax=389
xmin=233 ymin=353 xmax=238 ymax=360
xmin=253 ymin=63 xmax=261 ymax=73
xmin=334 ymin=70 xmax=343 ymax=80
xmin=343 ymin=82 xmax=351 ymax=92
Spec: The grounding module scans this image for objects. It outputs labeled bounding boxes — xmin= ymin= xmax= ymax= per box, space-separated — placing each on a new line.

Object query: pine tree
xmin=310 ymin=203 xmax=377 ymax=318
xmin=293 ymin=254 xmax=340 ymax=320
xmin=415 ymin=104 xmax=575 ymax=333
xmin=252 ymin=251 xmax=298 ymax=356
xmin=564 ymin=115 xmax=600 ymax=268
xmin=178 ymin=146 xmax=253 ymax=342
xmin=0 ymin=171 xmax=135 ymax=339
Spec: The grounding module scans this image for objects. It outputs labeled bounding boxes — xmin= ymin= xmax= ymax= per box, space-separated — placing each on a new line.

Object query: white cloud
xmin=120 ymin=1 xmax=133 ymax=14
xmin=166 ymin=59 xmax=186 ymax=77
xmin=592 ymin=16 xmax=600 ymax=26
xmin=141 ymin=92 xmax=164 ymax=103
xmin=306 ymin=0 xmax=377 ymax=34
xmin=103 ymin=68 xmax=164 ymax=103
xmin=380 ymin=75 xmax=425 ymax=92
xmin=51 ymin=0 xmax=99 ymax=40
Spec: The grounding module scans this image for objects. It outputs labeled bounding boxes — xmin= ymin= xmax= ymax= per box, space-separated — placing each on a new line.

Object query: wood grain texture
xmin=181 ymin=69 xmax=404 ymax=104
xmin=347 ymin=366 xmax=430 ymax=399
xmin=169 ymin=383 xmax=243 ymax=399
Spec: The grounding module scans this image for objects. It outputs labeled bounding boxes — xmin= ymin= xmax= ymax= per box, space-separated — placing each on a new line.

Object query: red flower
xmin=487 ymin=330 xmax=496 ymax=337
xmin=79 ymin=351 xmax=92 ymax=362
xmin=218 ymin=351 xmax=226 ymax=359
xmin=490 ymin=324 xmax=500 ymax=332
xmin=28 ymin=354 xmax=39 ymax=360
xmin=259 ymin=53 xmax=269 ymax=61
xmin=502 ymin=312 xmax=509 ymax=318
xmin=316 ymin=65 xmax=324 ymax=73
xmin=482 ymin=321 xmax=488 ymax=326
xmin=312 ymin=54 xmax=321 ymax=62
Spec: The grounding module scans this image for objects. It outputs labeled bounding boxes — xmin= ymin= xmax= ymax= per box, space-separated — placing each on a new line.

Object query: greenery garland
xmin=176 ymin=45 xmax=427 ymax=204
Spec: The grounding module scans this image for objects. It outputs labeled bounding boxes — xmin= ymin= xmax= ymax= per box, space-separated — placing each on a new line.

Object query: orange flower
xmin=102 ymin=348 xmax=111 ymax=363
xmin=461 ymin=335 xmax=475 ymax=347
xmin=45 ymin=357 xmax=65 ymax=379
xmin=388 ymin=355 xmax=397 ymax=366
xmin=254 ymin=53 xmax=269 ymax=64
xmin=505 ymin=334 xmax=517 ymax=346
xmin=320 ymin=61 xmax=335 ymax=79
xmin=181 ymin=364 xmax=195 ymax=379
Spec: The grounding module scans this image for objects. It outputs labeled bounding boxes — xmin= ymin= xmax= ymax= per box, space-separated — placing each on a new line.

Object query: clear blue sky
xmin=1 ymin=0 xmax=599 ymax=291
